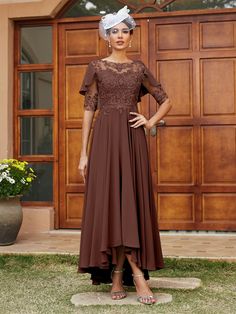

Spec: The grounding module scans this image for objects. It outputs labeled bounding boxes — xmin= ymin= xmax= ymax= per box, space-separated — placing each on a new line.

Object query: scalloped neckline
xmin=101 ymin=59 xmax=135 ymax=65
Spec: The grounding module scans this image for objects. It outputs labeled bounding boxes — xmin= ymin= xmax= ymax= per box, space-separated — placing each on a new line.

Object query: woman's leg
xmin=111 ymin=246 xmax=126 ymax=299
xmin=125 ymin=253 xmax=156 ymax=303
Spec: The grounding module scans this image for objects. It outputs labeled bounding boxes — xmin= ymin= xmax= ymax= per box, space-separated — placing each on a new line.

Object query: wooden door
xmin=58 ymin=19 xmax=147 ymax=228
xmin=149 ymin=13 xmax=236 ymax=230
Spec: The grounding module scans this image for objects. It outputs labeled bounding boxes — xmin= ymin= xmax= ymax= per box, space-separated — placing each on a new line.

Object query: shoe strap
xmin=137 ymin=296 xmax=156 ymax=304
xmin=132 ymin=273 xmax=144 ymax=278
xmin=113 ymin=268 xmax=124 ymax=273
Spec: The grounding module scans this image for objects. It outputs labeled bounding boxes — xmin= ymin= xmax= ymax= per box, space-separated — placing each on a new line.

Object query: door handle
xmin=150 ymin=119 xmax=165 ymax=137
xmin=143 ymin=120 xmax=165 ymax=136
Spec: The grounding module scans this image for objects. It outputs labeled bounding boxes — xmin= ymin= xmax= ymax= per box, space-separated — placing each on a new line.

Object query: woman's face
xmin=108 ymin=22 xmax=132 ymax=50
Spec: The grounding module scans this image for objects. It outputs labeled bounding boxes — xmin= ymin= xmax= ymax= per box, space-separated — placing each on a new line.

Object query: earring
xmin=108 ymin=41 xmax=111 ymax=48
xmin=129 ymin=41 xmax=132 ymax=48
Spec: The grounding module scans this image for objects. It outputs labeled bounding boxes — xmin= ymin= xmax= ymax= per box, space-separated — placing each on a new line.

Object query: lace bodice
xmin=79 ymin=59 xmax=168 ymax=112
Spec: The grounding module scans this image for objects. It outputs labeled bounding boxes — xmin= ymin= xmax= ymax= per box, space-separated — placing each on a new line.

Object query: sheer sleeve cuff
xmin=84 ymin=92 xmax=98 ymax=111
xmin=79 ymin=61 xmax=98 ymax=111
xmin=138 ymin=62 xmax=168 ymax=105
xmin=79 ymin=61 xmax=96 ymax=96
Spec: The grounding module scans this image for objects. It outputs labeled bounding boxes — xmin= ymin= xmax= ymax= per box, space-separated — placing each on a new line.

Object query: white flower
xmin=1 ymin=172 xmax=7 ymax=178
xmin=0 ymin=164 xmax=8 ymax=170
xmin=3 ymin=175 xmax=15 ymax=184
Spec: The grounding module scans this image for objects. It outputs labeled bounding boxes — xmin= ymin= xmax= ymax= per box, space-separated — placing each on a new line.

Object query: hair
xmin=105 ymin=18 xmax=134 ymax=36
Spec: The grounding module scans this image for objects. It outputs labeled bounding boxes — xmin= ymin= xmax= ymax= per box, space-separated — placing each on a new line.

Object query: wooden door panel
xmin=66 ymin=65 xmax=87 ymax=120
xmin=158 ymin=193 xmax=195 ymax=222
xmin=156 ymin=23 xmax=192 ymax=51
xmin=66 ymin=129 xmax=82 ymax=185
xmin=201 ymin=126 xmax=236 ymax=184
xmin=66 ymin=29 xmax=99 ymax=56
xmin=66 ymin=193 xmax=84 ymax=226
xmin=201 ymin=59 xmax=236 ymax=116
xmin=158 ymin=60 xmax=193 ymax=117
xmin=200 ymin=21 xmax=235 ymax=50
xmin=202 ymin=194 xmax=236 ymax=221
xmin=157 ymin=127 xmax=194 ymax=185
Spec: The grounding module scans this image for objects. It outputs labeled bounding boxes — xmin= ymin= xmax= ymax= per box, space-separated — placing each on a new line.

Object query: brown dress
xmin=78 ymin=59 xmax=168 ymax=286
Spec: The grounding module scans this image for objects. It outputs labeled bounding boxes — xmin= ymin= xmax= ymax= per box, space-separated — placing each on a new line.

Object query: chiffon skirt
xmin=78 ymin=104 xmax=164 ymax=285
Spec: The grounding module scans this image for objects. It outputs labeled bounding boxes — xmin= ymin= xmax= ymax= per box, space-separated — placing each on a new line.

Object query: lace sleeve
xmin=138 ymin=63 xmax=168 ymax=105
xmin=79 ymin=61 xmax=98 ymax=111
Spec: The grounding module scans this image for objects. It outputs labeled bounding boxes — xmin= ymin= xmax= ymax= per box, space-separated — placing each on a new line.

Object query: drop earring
xmin=129 ymin=41 xmax=132 ymax=48
xmin=108 ymin=41 xmax=111 ymax=48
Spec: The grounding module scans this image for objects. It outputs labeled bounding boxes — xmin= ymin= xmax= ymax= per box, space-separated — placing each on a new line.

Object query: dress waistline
xmin=99 ymin=104 xmax=138 ymax=115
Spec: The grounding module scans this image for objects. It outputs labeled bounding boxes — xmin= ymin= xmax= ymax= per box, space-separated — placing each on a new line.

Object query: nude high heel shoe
xmin=110 ymin=268 xmax=127 ymax=300
xmin=132 ymin=273 xmax=157 ymax=305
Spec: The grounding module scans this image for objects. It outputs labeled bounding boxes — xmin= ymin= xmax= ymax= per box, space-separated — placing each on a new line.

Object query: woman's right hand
xmin=78 ymin=155 xmax=88 ymax=184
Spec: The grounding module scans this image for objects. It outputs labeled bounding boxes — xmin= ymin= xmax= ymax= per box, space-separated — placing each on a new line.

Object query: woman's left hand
xmin=129 ymin=112 xmax=151 ymax=129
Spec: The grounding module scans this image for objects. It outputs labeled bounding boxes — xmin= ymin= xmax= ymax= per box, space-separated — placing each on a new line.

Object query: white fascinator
xmin=99 ymin=5 xmax=136 ymax=41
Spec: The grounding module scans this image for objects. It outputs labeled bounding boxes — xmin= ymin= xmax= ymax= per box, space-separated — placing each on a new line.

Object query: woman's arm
xmin=79 ymin=110 xmax=94 ymax=183
xmin=129 ymin=63 xmax=172 ymax=129
xmin=80 ymin=110 xmax=95 ymax=157
xmin=78 ymin=64 xmax=98 ymax=182
xmin=146 ymin=98 xmax=171 ymax=129
xmin=140 ymin=64 xmax=172 ymax=128
xmin=80 ymin=77 xmax=98 ymax=157
xmin=129 ymin=98 xmax=171 ymax=130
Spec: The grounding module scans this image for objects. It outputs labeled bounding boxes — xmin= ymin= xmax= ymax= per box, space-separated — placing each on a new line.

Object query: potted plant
xmin=0 ymin=159 xmax=36 ymax=245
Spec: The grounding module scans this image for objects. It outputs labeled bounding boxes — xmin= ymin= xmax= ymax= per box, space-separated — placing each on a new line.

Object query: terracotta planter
xmin=0 ymin=196 xmax=23 ymax=246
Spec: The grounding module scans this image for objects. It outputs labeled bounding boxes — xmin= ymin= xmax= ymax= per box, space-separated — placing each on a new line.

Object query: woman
xmin=78 ymin=5 xmax=171 ymax=305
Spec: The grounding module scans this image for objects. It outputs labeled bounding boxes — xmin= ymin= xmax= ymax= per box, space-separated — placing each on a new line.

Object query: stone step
xmin=71 ymin=292 xmax=172 ymax=306
xmin=148 ymin=277 xmax=202 ymax=290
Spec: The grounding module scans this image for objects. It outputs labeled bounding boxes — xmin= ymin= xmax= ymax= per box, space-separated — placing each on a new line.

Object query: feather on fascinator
xmin=99 ymin=5 xmax=136 ymax=41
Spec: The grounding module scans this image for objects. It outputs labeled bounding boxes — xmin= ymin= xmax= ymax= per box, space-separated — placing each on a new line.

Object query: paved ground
xmin=0 ymin=231 xmax=236 ymax=261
